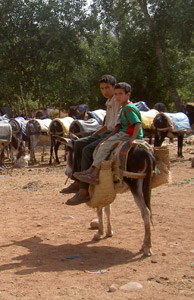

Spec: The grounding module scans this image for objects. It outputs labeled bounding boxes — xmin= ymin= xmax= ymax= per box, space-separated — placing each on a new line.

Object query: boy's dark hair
xmin=115 ymin=82 xmax=131 ymax=93
xmin=99 ymin=75 xmax=117 ymax=86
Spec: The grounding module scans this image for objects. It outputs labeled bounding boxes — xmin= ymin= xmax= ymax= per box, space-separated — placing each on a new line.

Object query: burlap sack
xmin=152 ymin=146 xmax=171 ymax=188
xmin=87 ymin=160 xmax=116 ymax=210
xmin=87 ymin=145 xmax=171 ymax=209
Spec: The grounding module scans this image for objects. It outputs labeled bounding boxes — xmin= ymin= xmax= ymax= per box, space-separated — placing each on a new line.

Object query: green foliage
xmin=0 ymin=0 xmax=193 ymax=114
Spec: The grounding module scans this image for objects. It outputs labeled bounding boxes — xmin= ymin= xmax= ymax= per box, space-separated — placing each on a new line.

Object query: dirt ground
xmin=0 ymin=139 xmax=194 ymax=300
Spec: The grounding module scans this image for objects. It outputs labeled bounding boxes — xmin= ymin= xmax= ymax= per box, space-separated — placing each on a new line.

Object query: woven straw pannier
xmin=87 ymin=145 xmax=171 ymax=209
xmin=152 ymin=145 xmax=171 ymax=188
xmin=87 ymin=160 xmax=116 ymax=210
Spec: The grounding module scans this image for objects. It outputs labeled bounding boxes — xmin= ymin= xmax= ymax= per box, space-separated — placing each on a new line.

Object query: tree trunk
xmin=137 ymin=0 xmax=182 ymax=111
xmin=19 ymin=81 xmax=27 ymax=117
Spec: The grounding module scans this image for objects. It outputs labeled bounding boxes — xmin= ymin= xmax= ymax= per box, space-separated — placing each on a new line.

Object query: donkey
xmin=153 ymin=112 xmax=190 ymax=157
xmin=26 ymin=118 xmax=51 ymax=163
xmin=63 ymin=138 xmax=156 ymax=256
xmin=68 ymin=104 xmax=90 ymax=120
xmin=49 ymin=117 xmax=74 ymax=164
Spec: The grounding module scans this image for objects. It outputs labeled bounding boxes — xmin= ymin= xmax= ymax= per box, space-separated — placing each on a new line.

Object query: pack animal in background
xmin=0 ymin=116 xmax=27 ymax=168
xmin=69 ymin=109 xmax=106 ymax=138
xmin=48 ymin=117 xmax=74 ymax=164
xmin=153 ymin=112 xmax=191 ymax=157
xmin=26 ymin=118 xmax=52 ymax=163
xmin=0 ymin=117 xmax=12 ymax=168
xmin=68 ymin=104 xmax=90 ymax=120
xmin=9 ymin=117 xmax=30 ymax=161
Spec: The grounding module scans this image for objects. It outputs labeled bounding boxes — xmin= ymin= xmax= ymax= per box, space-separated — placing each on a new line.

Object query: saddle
xmin=0 ymin=122 xmax=12 ymax=143
xmin=26 ymin=118 xmax=52 ymax=135
xmin=69 ymin=118 xmax=101 ymax=137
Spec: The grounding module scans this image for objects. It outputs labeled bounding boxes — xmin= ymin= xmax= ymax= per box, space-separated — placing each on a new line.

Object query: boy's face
xmin=100 ymin=82 xmax=115 ymax=100
xmin=115 ymin=88 xmax=131 ymax=105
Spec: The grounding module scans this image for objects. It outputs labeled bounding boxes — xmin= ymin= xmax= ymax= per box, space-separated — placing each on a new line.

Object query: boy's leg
xmin=61 ymin=131 xmax=110 ymax=194
xmin=72 ymin=132 xmax=111 ymax=178
xmin=79 ymin=131 xmax=112 ymax=189
xmin=76 ymin=133 xmax=130 ymax=186
xmin=91 ymin=133 xmax=128 ymax=168
xmin=60 ymin=135 xmax=101 ymax=194
xmin=66 ymin=131 xmax=111 ymax=205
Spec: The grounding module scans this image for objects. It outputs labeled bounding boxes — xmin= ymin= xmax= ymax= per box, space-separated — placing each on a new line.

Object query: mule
xmin=0 ymin=133 xmax=26 ymax=168
xmin=49 ymin=117 xmax=74 ymax=164
xmin=49 ymin=120 xmax=64 ymax=164
xmin=153 ymin=112 xmax=190 ymax=157
xmin=68 ymin=104 xmax=90 ymax=120
xmin=26 ymin=118 xmax=51 ymax=163
xmin=63 ymin=138 xmax=156 ymax=256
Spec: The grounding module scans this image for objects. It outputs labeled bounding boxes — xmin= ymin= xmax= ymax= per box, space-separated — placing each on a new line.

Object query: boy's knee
xmin=82 ymin=145 xmax=90 ymax=158
xmin=74 ymin=139 xmax=83 ymax=152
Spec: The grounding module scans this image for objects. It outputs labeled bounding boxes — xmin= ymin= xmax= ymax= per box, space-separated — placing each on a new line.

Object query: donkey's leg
xmin=131 ymin=179 xmax=152 ymax=256
xmin=41 ymin=146 xmax=45 ymax=162
xmin=104 ymin=205 xmax=113 ymax=237
xmin=30 ymin=135 xmax=37 ymax=164
xmin=178 ymin=134 xmax=183 ymax=157
xmin=54 ymin=141 xmax=61 ymax=164
xmin=93 ymin=208 xmax=104 ymax=241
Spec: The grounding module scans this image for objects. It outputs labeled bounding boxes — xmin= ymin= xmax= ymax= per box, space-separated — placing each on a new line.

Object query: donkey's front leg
xmin=104 ymin=205 xmax=113 ymax=237
xmin=92 ymin=208 xmax=104 ymax=241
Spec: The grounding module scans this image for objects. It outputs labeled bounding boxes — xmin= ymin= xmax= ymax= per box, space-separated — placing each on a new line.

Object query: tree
xmin=96 ymin=0 xmax=194 ymax=110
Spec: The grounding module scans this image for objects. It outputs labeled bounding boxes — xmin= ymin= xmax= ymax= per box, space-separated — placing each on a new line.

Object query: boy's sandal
xmin=60 ymin=183 xmax=79 ymax=194
xmin=78 ymin=174 xmax=99 ymax=185
xmin=65 ymin=192 xmax=90 ymax=205
xmin=73 ymin=170 xmax=89 ymax=180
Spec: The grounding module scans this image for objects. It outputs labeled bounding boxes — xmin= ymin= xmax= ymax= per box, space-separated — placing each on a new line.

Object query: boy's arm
xmin=92 ymin=125 xmax=108 ymax=135
xmin=95 ymin=124 xmax=121 ymax=149
xmin=102 ymin=123 xmax=121 ymax=140
xmin=130 ymin=122 xmax=141 ymax=145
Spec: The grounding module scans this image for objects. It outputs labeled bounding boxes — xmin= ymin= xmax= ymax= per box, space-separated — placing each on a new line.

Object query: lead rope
xmin=65 ymin=176 xmax=69 ymax=185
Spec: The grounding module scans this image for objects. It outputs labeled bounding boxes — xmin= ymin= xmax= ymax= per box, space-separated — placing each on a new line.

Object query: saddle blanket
xmin=162 ymin=112 xmax=190 ymax=132
xmin=134 ymin=101 xmax=150 ymax=111
xmin=87 ymin=109 xmax=106 ymax=125
xmin=9 ymin=117 xmax=29 ymax=139
xmin=140 ymin=109 xmax=159 ymax=130
xmin=26 ymin=118 xmax=52 ymax=134
xmin=69 ymin=118 xmax=101 ymax=137
xmin=49 ymin=117 xmax=74 ymax=136
xmin=0 ymin=122 xmax=12 ymax=142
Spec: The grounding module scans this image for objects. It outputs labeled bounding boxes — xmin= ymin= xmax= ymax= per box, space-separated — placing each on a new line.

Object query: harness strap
xmin=120 ymin=170 xmax=146 ymax=179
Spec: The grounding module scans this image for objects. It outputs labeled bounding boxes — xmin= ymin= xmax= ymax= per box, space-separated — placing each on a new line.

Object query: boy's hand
xmin=96 ymin=137 xmax=108 ymax=150
xmin=130 ymin=138 xmax=136 ymax=148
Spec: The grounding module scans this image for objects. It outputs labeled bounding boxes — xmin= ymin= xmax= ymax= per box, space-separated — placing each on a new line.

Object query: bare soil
xmin=0 ymin=140 xmax=194 ymax=300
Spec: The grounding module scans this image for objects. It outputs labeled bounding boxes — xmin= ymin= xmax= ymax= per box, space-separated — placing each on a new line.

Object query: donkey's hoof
xmin=92 ymin=232 xmax=102 ymax=241
xmin=143 ymin=247 xmax=152 ymax=257
xmin=106 ymin=231 xmax=113 ymax=238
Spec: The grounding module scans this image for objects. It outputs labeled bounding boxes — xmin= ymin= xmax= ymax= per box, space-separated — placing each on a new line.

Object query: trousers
xmin=72 ymin=131 xmax=111 ymax=189
xmin=92 ymin=132 xmax=130 ymax=169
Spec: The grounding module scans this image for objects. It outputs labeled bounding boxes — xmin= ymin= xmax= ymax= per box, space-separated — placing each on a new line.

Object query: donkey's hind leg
xmin=130 ymin=179 xmax=152 ymax=256
xmin=92 ymin=208 xmax=104 ymax=241
xmin=104 ymin=205 xmax=113 ymax=238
